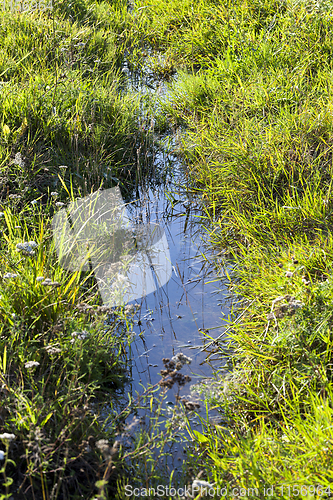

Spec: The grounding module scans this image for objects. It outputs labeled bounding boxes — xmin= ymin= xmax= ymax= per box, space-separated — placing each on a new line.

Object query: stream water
xmin=112 ymin=157 xmax=233 ymax=477
xmin=126 ymin=166 xmax=229 ymax=401
xmin=107 ymin=60 xmax=233 ymax=478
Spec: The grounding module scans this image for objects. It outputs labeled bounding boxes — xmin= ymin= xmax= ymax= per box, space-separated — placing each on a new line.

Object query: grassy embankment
xmin=128 ymin=0 xmax=333 ymax=497
xmin=3 ymin=0 xmax=333 ymax=497
xmin=0 ymin=0 xmax=174 ymax=498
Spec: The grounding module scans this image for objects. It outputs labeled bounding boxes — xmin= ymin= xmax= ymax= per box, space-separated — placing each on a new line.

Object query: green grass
xmin=194 ymin=389 xmax=333 ymax=496
xmin=3 ymin=0 xmax=333 ymax=496
xmin=0 ymin=202 xmax=135 ymax=498
xmin=0 ymin=1 xmax=155 ymax=498
xmin=0 ymin=1 xmax=159 ymax=204
xmin=0 ymin=1 xmax=197 ymax=497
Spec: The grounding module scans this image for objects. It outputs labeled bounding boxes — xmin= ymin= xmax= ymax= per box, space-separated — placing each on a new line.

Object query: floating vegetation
xmin=159 ymin=355 xmax=192 ymax=389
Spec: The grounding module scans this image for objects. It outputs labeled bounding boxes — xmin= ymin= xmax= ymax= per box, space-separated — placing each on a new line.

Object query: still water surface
xmin=115 ymin=157 xmax=233 ymax=474
xmin=110 ymin=63 xmax=233 ymax=474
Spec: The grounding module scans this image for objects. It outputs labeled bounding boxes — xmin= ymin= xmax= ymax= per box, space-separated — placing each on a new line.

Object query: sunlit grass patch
xmin=198 ymin=389 xmax=333 ymax=497
xmin=0 ymin=73 xmax=143 ymax=199
xmin=0 ymin=205 xmax=133 ymax=496
xmin=0 ymin=204 xmax=85 ymax=328
xmin=128 ymin=0 xmax=333 ymax=492
xmin=0 ymin=0 xmax=126 ymax=80
xmin=0 ymin=0 xmax=153 ymax=202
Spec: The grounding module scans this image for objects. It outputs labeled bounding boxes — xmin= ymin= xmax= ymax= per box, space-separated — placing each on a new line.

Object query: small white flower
xmin=171 ymin=352 xmax=192 ymax=366
xmin=36 ymin=276 xmax=44 ymax=282
xmin=14 ymin=152 xmax=23 ymax=161
xmin=41 ymin=278 xmax=53 ymax=286
xmin=3 ymin=273 xmax=18 ymax=279
xmin=96 ymin=439 xmax=109 ymax=451
xmin=55 ymin=202 xmax=65 ymax=207
xmin=45 ymin=346 xmax=62 ymax=355
xmin=285 ymin=271 xmax=293 ymax=278
xmin=9 ymin=194 xmax=21 ymax=200
xmin=31 ymin=200 xmax=38 ymax=205
xmin=0 ymin=450 xmax=5 ymax=460
xmin=16 ymin=242 xmax=36 ymax=256
xmin=192 ymin=479 xmax=215 ymax=490
xmin=0 ymin=212 xmax=4 ymax=217
xmin=51 ymin=192 xmax=58 ymax=197
xmin=289 ymin=299 xmax=304 ymax=309
xmin=25 ymin=361 xmax=40 ymax=369
xmin=0 ymin=433 xmax=16 ymax=442
xmin=58 ymin=165 xmax=68 ymax=169
xmin=71 ymin=330 xmax=88 ymax=340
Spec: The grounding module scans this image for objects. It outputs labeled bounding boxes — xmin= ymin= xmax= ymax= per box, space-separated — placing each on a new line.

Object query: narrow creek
xmin=107 ymin=60 xmax=234 ymax=477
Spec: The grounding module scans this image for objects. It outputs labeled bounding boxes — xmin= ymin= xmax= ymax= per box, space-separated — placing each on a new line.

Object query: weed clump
xmin=159 ymin=354 xmax=192 ymax=389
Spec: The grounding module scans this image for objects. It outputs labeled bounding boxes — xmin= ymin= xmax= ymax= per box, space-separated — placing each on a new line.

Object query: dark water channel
xmin=107 ymin=62 xmax=233 ymax=477
xmin=113 ymin=160 xmax=232 ymax=475
xmin=126 ymin=171 xmax=229 ymax=402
